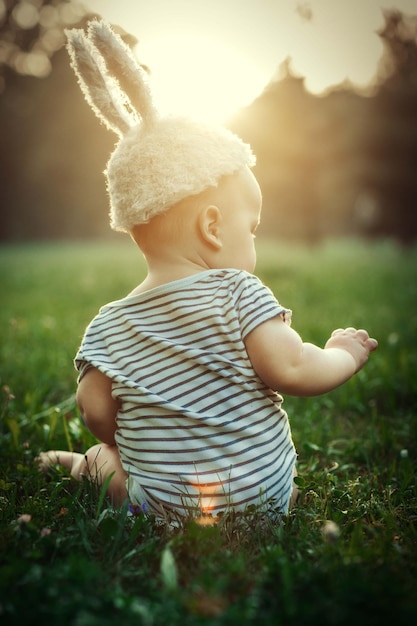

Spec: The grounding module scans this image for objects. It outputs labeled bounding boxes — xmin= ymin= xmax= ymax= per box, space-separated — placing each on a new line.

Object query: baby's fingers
xmin=366 ymin=337 xmax=378 ymax=352
xmin=331 ymin=327 xmax=365 ymax=339
xmin=355 ymin=329 xmax=378 ymax=351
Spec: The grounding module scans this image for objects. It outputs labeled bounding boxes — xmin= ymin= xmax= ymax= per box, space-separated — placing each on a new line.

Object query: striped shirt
xmin=75 ymin=269 xmax=296 ymax=519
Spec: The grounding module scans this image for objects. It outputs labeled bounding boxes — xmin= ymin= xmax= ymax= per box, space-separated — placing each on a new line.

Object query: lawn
xmin=0 ymin=238 xmax=416 ymax=625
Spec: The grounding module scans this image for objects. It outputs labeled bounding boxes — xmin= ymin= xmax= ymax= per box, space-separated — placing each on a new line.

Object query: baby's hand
xmin=325 ymin=327 xmax=378 ymax=372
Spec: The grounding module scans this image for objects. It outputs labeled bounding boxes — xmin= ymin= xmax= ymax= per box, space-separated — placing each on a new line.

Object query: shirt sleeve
xmin=74 ymin=357 xmax=93 ymax=382
xmin=234 ymin=272 xmax=292 ymax=339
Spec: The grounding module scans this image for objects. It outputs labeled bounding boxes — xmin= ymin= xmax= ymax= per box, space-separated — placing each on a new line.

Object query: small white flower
xmin=321 ymin=520 xmax=340 ymax=542
xmin=400 ymin=449 xmax=408 ymax=459
xmin=388 ymin=332 xmax=399 ymax=346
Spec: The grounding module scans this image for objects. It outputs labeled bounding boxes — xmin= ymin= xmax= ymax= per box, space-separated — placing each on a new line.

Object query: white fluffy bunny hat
xmin=66 ymin=20 xmax=256 ymax=232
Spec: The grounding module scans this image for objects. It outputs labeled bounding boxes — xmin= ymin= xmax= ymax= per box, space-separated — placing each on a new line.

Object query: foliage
xmin=0 ymin=239 xmax=416 ymax=625
xmin=2 ymin=9 xmax=417 ymax=243
xmin=0 ymin=0 xmax=86 ymax=84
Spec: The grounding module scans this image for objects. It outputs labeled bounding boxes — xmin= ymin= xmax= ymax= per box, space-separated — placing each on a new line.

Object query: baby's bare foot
xmin=35 ymin=450 xmax=79 ymax=473
xmin=35 ymin=451 xmax=61 ymax=472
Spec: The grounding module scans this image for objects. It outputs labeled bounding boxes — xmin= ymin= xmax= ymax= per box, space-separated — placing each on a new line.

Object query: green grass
xmin=1 ymin=238 xmax=416 ymax=625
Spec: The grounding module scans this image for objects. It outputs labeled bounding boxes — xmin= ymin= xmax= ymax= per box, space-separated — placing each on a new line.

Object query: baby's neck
xmin=130 ymin=256 xmax=210 ymax=295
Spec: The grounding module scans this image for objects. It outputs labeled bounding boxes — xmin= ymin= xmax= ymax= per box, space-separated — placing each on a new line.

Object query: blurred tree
xmin=231 ymin=60 xmax=324 ymax=244
xmin=0 ymin=43 xmax=116 ymax=240
xmin=230 ymin=61 xmax=370 ymax=244
xmin=231 ymin=10 xmax=417 ymax=245
xmin=0 ymin=0 xmax=86 ymax=93
xmin=0 ymin=1 xmax=103 ymax=240
xmin=1 ymin=5 xmax=417 ymax=243
xmin=0 ymin=1 xmax=139 ymax=241
xmin=360 ymin=10 xmax=417 ymax=244
xmin=377 ymin=9 xmax=417 ymax=88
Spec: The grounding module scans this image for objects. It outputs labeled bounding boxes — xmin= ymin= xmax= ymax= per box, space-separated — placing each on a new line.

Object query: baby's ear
xmin=197 ymin=205 xmax=222 ymax=249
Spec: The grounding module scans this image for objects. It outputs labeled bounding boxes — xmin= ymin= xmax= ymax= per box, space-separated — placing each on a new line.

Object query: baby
xmin=38 ymin=22 xmax=377 ymax=520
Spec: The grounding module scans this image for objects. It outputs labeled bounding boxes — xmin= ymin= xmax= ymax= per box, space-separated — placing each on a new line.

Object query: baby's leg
xmin=37 ymin=444 xmax=128 ymax=506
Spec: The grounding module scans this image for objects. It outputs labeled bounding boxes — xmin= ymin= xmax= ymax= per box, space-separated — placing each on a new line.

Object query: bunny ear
xmin=88 ymin=20 xmax=157 ymax=127
xmin=66 ymin=19 xmax=255 ymax=233
xmin=66 ymin=28 xmax=133 ymax=136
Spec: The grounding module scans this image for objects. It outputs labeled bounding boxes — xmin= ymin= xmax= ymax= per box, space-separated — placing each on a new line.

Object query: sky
xmin=81 ymin=0 xmax=417 ymax=121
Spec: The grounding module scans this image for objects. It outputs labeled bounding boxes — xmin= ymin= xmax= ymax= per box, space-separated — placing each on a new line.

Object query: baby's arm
xmin=245 ymin=317 xmax=378 ymax=397
xmin=76 ymin=367 xmax=120 ymax=445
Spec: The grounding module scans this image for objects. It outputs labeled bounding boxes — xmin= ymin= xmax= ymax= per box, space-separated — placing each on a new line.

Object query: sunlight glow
xmin=83 ymin=0 xmax=417 ymax=103
xmin=138 ymin=34 xmax=269 ymax=122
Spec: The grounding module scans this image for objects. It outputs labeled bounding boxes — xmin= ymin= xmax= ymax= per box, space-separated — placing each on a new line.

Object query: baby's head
xmin=106 ymin=115 xmax=255 ymax=233
xmin=66 ymin=20 xmax=258 ymax=271
xmin=131 ymin=164 xmax=262 ymax=274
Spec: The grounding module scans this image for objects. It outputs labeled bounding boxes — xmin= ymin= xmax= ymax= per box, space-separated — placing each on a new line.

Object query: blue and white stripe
xmin=75 ymin=269 xmax=296 ymax=518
